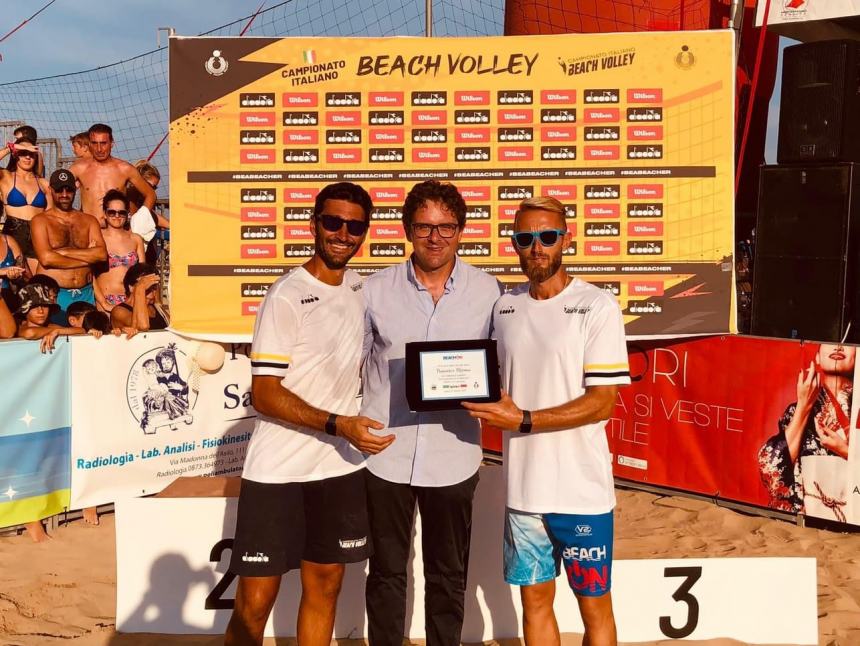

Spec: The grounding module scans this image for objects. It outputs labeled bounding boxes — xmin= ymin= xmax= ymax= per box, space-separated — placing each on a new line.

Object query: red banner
xmin=483 ymin=335 xmax=858 ymax=522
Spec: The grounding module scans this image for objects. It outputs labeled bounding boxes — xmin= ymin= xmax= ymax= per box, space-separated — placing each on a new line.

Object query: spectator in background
xmin=68 ymin=299 xmax=137 ymax=340
xmin=127 ymin=160 xmax=168 ymax=228
xmin=69 ymin=132 xmax=91 ymax=160
xmin=0 ymin=137 xmax=52 ymax=274
xmin=3 ymin=125 xmax=44 ymax=176
xmin=31 ymin=169 xmax=106 ymax=321
xmin=13 ymin=125 xmax=37 ymax=141
xmin=110 ymin=262 xmax=167 ymax=332
xmin=16 ymin=282 xmax=102 ymax=353
xmin=27 ymin=273 xmax=59 ymax=300
xmin=66 ymin=300 xmax=96 ymax=327
xmin=69 ymin=124 xmax=156 ymax=228
xmin=94 ymin=189 xmax=144 ymax=312
xmin=82 ymin=310 xmax=112 ymax=335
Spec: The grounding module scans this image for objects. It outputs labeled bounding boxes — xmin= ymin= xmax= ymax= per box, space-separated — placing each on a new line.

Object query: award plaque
xmin=405 ymin=339 xmax=501 ymax=412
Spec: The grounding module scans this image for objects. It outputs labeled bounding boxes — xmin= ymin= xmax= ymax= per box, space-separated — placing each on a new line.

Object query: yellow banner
xmin=169 ymin=31 xmax=735 ymax=339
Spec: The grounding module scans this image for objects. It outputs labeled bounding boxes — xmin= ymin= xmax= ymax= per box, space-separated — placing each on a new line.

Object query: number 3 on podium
xmin=659 ymin=566 xmax=702 ymax=639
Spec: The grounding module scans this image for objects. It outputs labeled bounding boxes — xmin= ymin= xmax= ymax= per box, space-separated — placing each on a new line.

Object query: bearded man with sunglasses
xmin=464 ymin=196 xmax=630 ymax=646
xmin=226 ymin=182 xmax=395 ymax=646
xmin=30 ymin=169 xmax=106 ymax=322
xmin=360 ymin=180 xmax=502 ymax=646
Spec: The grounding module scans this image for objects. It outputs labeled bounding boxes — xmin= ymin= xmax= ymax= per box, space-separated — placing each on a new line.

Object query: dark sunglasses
xmin=106 ymin=209 xmax=129 ymax=217
xmin=511 ymin=228 xmax=567 ymax=249
xmin=16 ymin=150 xmax=37 ymax=159
xmin=316 ymin=213 xmax=368 ymax=236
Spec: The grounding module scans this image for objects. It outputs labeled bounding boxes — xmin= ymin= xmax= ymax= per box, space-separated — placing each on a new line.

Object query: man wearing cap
xmin=30 ymin=169 xmax=106 ymax=319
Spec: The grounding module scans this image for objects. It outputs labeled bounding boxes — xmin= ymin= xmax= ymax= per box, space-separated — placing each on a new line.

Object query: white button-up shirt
xmin=361 ymin=257 xmax=502 ymax=486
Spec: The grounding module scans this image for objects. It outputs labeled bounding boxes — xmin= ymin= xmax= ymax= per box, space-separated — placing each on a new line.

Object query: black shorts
xmin=229 ymin=469 xmax=372 ymax=577
xmin=3 ymin=216 xmax=35 ymax=258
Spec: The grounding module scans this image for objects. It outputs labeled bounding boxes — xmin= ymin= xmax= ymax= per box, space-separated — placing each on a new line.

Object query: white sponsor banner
xmin=756 ymin=0 xmax=860 ymax=26
xmin=116 ymin=467 xmax=817 ymax=644
xmin=70 ymin=332 xmax=254 ymax=508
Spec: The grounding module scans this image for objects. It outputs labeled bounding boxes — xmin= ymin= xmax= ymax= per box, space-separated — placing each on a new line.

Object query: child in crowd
xmin=15 ymin=283 xmax=101 ymax=354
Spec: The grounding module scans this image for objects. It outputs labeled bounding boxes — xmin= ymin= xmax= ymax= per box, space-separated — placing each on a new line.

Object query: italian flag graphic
xmin=303 ymin=49 xmax=316 ymax=64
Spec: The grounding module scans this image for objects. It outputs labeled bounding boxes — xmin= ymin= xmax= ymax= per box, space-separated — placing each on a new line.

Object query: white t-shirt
xmin=242 ymin=267 xmax=366 ymax=484
xmin=492 ymin=278 xmax=631 ymax=514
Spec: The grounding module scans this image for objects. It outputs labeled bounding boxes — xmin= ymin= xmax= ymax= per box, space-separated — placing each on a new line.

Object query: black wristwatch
xmin=325 ymin=413 xmax=339 ymax=436
xmin=519 ymin=409 xmax=532 ymax=434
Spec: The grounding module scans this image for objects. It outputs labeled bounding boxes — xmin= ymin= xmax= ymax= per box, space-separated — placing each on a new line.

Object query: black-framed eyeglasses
xmin=511 ymin=228 xmax=567 ymax=249
xmin=315 ymin=213 xmax=368 ymax=236
xmin=411 ymin=222 xmax=459 ymax=238
xmin=106 ymin=209 xmax=129 ymax=217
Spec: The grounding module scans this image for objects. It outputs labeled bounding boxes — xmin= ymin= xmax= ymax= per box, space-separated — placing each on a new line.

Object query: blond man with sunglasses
xmin=464 ymin=196 xmax=630 ymax=646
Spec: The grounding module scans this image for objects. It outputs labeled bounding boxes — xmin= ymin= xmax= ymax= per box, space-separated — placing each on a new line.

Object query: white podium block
xmin=116 ymin=467 xmax=817 ymax=644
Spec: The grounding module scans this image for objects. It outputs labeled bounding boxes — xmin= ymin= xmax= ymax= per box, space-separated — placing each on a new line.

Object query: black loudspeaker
xmin=777 ymin=40 xmax=860 ymax=164
xmin=751 ymin=164 xmax=860 ymax=342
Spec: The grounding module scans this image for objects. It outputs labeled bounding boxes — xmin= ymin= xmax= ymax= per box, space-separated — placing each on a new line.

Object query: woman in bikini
xmin=0 ymin=137 xmax=52 ymax=274
xmin=94 ymin=189 xmax=145 ymax=312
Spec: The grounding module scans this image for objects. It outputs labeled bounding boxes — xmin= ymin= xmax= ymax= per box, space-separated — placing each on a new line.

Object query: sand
xmin=1 ymin=488 xmax=858 ymax=646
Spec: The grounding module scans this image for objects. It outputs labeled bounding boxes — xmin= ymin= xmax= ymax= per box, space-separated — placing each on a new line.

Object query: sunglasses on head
xmin=316 ymin=213 xmax=368 ymax=236
xmin=511 ymin=228 xmax=567 ymax=249
xmin=106 ymin=209 xmax=129 ymax=217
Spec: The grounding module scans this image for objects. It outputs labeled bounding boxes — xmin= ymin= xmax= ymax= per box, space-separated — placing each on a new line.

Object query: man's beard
xmin=56 ymin=198 xmax=74 ymax=212
xmin=316 ymin=237 xmax=357 ymax=270
xmin=520 ymin=251 xmax=562 ymax=284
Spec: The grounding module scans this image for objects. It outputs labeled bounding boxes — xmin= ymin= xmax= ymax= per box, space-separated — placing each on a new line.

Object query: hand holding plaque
xmin=405 ymin=339 xmax=501 ymax=412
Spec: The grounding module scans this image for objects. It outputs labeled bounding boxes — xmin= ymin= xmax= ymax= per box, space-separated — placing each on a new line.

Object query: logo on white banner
xmin=126 ymin=343 xmax=198 ymax=435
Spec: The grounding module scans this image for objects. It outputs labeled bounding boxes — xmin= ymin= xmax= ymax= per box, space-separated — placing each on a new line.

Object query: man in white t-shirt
xmin=225 ymin=182 xmax=395 ymax=646
xmin=464 ymin=196 xmax=630 ymax=646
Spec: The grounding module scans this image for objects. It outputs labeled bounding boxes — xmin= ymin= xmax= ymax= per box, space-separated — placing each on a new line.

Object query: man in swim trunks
xmin=30 ymin=169 xmax=106 ymax=320
xmin=463 ymin=196 xmax=630 ymax=646
xmin=69 ymin=123 xmax=156 ymax=227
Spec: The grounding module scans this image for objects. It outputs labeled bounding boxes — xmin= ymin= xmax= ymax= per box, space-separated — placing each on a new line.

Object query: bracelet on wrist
xmin=325 ymin=413 xmax=339 ymax=436
xmin=519 ymin=409 xmax=532 ymax=434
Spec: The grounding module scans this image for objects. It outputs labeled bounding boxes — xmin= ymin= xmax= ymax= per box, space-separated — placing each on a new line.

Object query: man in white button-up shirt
xmin=361 ymin=180 xmax=502 ymax=646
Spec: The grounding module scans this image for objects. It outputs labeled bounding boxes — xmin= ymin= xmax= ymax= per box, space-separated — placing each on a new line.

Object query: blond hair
xmin=515 ymin=196 xmax=566 ymax=225
xmin=134 ymin=160 xmax=161 ymax=182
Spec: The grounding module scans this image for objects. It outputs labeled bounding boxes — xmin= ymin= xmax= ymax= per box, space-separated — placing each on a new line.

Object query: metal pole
xmin=157 ymin=27 xmax=176 ymax=48
xmin=425 ymin=0 xmax=432 ymax=37
xmin=730 ymin=0 xmax=745 ymax=60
